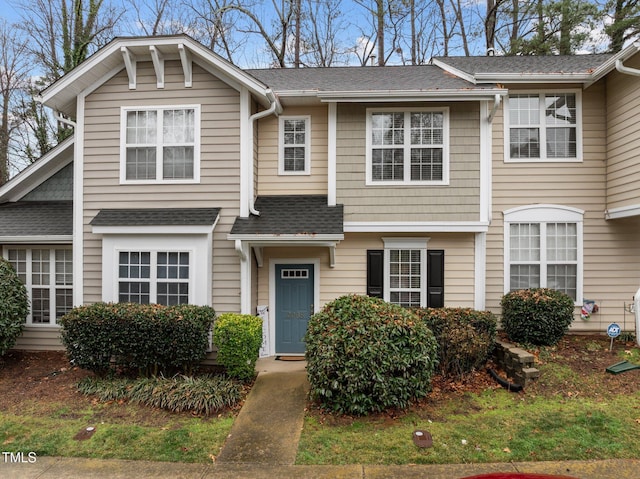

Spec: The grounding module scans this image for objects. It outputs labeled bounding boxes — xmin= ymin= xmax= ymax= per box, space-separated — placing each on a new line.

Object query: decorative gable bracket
xmin=121 ymin=47 xmax=136 ymax=90
xmin=121 ymin=44 xmax=192 ymax=90
xmin=149 ymin=45 xmax=165 ymax=88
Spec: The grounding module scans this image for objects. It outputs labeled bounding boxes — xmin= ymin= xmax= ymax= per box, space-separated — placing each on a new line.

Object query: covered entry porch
xmin=229 ymin=195 xmax=343 ymax=356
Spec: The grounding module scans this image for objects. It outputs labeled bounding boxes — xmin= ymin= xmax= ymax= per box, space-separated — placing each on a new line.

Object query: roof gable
xmin=0 ymin=136 xmax=74 ymax=203
xmin=432 ymin=42 xmax=640 ymax=86
xmin=38 ymin=35 xmax=274 ymax=116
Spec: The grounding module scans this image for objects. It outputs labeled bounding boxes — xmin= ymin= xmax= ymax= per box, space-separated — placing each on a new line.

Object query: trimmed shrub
xmin=78 ymin=375 xmax=242 ymax=415
xmin=501 ymin=288 xmax=575 ymax=346
xmin=0 ymin=258 xmax=29 ymax=357
xmin=60 ymin=303 xmax=215 ymax=376
xmin=305 ymin=294 xmax=438 ymax=415
xmin=212 ymin=313 xmax=263 ymax=381
xmin=414 ymin=307 xmax=497 ymax=377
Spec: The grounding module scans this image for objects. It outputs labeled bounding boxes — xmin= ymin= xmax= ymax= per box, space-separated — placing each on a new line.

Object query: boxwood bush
xmin=305 ymin=295 xmax=438 ymax=415
xmin=0 ymin=258 xmax=29 ymax=357
xmin=212 ymin=313 xmax=263 ymax=381
xmin=60 ymin=303 xmax=215 ymax=376
xmin=501 ymin=288 xmax=575 ymax=346
xmin=414 ymin=307 xmax=497 ymax=377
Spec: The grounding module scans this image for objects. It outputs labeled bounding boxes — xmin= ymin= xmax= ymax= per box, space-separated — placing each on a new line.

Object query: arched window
xmin=503 ymin=205 xmax=583 ymax=303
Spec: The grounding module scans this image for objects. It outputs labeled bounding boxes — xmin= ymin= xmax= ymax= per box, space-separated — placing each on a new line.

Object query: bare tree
xmin=17 ymin=0 xmax=121 ymax=83
xmin=0 ymin=21 xmax=30 ymax=184
xmin=352 ymin=0 xmax=409 ymax=66
xmin=123 ymin=0 xmax=191 ymax=36
xmin=215 ymin=0 xmax=297 ymax=67
xmin=299 ymin=0 xmax=350 ymax=66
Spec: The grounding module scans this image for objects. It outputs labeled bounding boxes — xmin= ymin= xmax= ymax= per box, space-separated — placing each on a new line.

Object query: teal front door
xmin=275 ymin=264 xmax=314 ymax=354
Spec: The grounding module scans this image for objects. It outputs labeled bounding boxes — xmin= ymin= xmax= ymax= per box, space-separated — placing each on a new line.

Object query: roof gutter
xmin=248 ymin=89 xmax=281 ymax=216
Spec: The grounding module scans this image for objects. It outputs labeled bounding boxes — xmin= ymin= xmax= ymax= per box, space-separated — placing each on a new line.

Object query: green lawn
xmin=0 ymin=401 xmax=233 ymax=463
xmin=297 ymin=387 xmax=640 ymax=465
xmin=297 ymin=342 xmax=640 ymax=466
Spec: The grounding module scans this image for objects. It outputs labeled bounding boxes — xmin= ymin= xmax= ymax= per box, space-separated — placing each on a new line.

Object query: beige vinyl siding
xmin=13 ymin=327 xmax=62 ymax=350
xmin=83 ymin=61 xmax=242 ymax=313
xmin=336 ymin=102 xmax=481 ymax=223
xmin=606 ymin=52 xmax=640 ymax=210
xmin=256 ymin=233 xmax=475 ymax=309
xmin=486 ymin=81 xmax=640 ymax=331
xmin=256 ymin=105 xmax=328 ymax=195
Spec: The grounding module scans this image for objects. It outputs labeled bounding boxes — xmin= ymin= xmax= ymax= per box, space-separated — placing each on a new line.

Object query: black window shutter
xmin=367 ymin=250 xmax=384 ymax=298
xmin=427 ymin=250 xmax=445 ymax=308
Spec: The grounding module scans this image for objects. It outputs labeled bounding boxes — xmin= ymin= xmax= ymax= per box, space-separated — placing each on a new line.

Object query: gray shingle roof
xmin=247 ymin=65 xmax=496 ymax=93
xmin=0 ymin=201 xmax=73 ymax=237
xmin=230 ymin=196 xmax=343 ymax=236
xmin=433 ymin=54 xmax=615 ymax=76
xmin=90 ymin=208 xmax=220 ymax=226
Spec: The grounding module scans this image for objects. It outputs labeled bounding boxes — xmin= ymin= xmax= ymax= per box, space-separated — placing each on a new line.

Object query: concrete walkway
xmin=215 ymin=357 xmax=309 ymax=465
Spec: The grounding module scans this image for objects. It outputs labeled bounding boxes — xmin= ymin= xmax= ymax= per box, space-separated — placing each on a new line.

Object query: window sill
xmin=504 ymin=157 xmax=582 ymax=164
xmin=366 ymin=180 xmax=450 ymax=187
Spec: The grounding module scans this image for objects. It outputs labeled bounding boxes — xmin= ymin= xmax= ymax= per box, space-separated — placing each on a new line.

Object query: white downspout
xmin=248 ymin=89 xmax=280 ymax=216
xmin=635 ymin=287 xmax=640 ymax=347
xmin=487 ymin=94 xmax=501 ymax=123
xmin=616 ymin=59 xmax=640 ymax=77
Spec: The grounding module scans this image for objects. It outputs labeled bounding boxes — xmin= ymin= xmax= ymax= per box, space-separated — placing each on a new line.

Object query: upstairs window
xmin=121 ymin=106 xmax=200 ymax=182
xmin=506 ymin=91 xmax=581 ymax=162
xmin=279 ymin=116 xmax=311 ymax=175
xmin=367 ymin=108 xmax=449 ymax=185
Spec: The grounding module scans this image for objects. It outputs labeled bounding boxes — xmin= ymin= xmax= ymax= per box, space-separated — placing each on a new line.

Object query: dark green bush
xmin=212 ymin=313 xmax=262 ymax=381
xmin=77 ymin=375 xmax=241 ymax=415
xmin=414 ymin=307 xmax=497 ymax=377
xmin=305 ymin=294 xmax=438 ymax=415
xmin=0 ymin=258 xmax=29 ymax=357
xmin=60 ymin=303 xmax=215 ymax=376
xmin=501 ymin=288 xmax=575 ymax=346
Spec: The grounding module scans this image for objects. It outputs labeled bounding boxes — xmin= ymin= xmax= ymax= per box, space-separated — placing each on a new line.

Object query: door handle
xmin=310 ymin=303 xmax=314 ymax=314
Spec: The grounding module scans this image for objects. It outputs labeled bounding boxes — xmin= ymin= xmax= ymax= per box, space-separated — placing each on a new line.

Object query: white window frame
xmin=117 ymin=250 xmax=191 ymax=305
xmin=2 ymin=246 xmax=73 ymax=326
xmin=366 ymin=107 xmax=449 ymax=186
xmin=504 ymin=90 xmax=582 ymax=163
xmin=120 ymin=105 xmax=201 ymax=184
xmin=278 ymin=115 xmax=311 ymax=175
xmin=382 ymin=237 xmax=429 ymax=308
xmin=503 ymin=205 xmax=584 ymax=305
xmin=101 ymin=235 xmax=211 ymax=306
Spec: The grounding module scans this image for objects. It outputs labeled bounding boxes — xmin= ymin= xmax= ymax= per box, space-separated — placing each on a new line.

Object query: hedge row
xmin=60 ymin=303 xmax=215 ymax=376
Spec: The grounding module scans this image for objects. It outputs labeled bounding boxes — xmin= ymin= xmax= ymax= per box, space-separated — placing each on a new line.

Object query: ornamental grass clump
xmin=77 ymin=375 xmax=241 ymax=415
xmin=305 ymin=294 xmax=438 ymax=416
xmin=0 ymin=258 xmax=29 ymax=357
xmin=414 ymin=307 xmax=497 ymax=377
xmin=501 ymin=288 xmax=575 ymax=346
